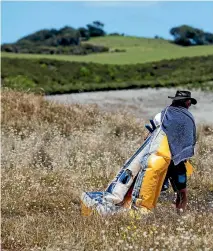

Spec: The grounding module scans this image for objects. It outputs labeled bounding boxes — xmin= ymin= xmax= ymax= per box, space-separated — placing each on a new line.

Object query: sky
xmin=1 ymin=1 xmax=213 ymax=44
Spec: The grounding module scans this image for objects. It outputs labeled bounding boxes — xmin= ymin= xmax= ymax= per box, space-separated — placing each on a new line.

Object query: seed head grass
xmin=1 ymin=89 xmax=213 ymax=250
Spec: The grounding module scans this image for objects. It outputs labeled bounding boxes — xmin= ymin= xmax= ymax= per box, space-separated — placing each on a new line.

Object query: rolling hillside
xmin=2 ymin=36 xmax=213 ymax=65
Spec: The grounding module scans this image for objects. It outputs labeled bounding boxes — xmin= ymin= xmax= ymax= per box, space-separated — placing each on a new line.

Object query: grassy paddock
xmin=2 ymin=36 xmax=213 ymax=64
xmin=1 ymin=89 xmax=213 ymax=250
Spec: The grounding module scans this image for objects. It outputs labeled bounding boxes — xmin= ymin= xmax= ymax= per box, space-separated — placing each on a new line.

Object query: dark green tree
xmin=86 ymin=21 xmax=106 ymax=37
xmin=170 ymin=25 xmax=213 ymax=46
xmin=78 ymin=27 xmax=90 ymax=40
xmin=204 ymin=32 xmax=213 ymax=44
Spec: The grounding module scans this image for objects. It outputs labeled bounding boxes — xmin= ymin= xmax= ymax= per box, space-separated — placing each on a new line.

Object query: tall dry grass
xmin=1 ymin=89 xmax=213 ymax=251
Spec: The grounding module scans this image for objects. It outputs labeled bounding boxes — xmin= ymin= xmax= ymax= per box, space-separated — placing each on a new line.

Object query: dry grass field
xmin=1 ymin=89 xmax=213 ymax=251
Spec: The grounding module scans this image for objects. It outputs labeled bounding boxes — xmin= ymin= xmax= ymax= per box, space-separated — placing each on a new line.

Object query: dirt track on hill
xmin=46 ymin=88 xmax=213 ymax=125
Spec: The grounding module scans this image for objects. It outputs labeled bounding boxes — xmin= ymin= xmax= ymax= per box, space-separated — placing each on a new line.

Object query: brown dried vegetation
xmin=1 ymin=89 xmax=213 ymax=251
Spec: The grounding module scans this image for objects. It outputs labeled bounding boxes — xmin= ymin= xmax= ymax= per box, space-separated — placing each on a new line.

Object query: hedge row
xmin=1 ymin=43 xmax=109 ymax=55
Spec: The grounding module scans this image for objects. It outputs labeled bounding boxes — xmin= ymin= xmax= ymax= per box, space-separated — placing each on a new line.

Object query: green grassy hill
xmin=83 ymin=36 xmax=177 ymax=48
xmin=2 ymin=36 xmax=213 ymax=65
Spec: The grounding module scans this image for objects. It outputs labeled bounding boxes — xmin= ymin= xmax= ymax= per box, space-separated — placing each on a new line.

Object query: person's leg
xmin=175 ymin=188 xmax=187 ymax=213
xmin=169 ymin=161 xmax=187 ymax=213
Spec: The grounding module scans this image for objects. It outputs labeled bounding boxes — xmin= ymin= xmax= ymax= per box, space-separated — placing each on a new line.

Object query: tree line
xmin=1 ymin=21 xmax=213 ymax=55
xmin=1 ymin=21 xmax=111 ymax=55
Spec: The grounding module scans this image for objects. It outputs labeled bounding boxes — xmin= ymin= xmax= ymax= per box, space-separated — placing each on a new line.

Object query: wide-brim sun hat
xmin=168 ymin=90 xmax=197 ymax=105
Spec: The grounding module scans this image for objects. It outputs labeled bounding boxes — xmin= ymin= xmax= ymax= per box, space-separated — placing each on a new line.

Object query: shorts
xmin=164 ymin=160 xmax=187 ymax=192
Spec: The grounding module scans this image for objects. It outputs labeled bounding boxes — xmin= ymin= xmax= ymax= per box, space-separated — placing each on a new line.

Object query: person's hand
xmin=144 ymin=132 xmax=150 ymax=141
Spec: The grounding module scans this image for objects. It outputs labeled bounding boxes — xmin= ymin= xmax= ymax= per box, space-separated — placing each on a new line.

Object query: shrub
xmin=1 ymin=55 xmax=213 ymax=94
